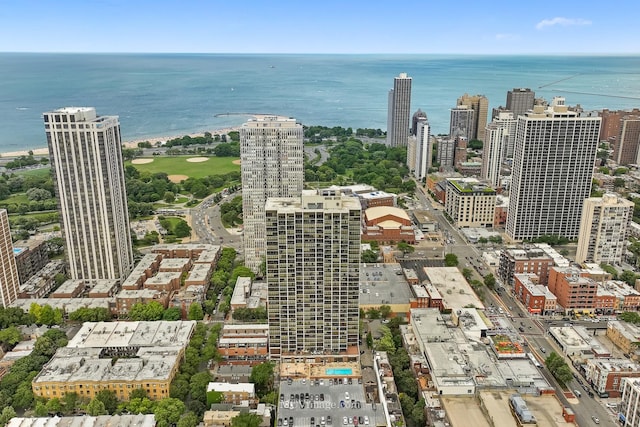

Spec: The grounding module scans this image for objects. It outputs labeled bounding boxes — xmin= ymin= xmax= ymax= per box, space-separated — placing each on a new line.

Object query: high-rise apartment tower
xmin=506 ymin=88 xmax=535 ymax=118
xmin=506 ymin=98 xmax=601 ymax=241
xmin=457 ymin=94 xmax=489 ymax=141
xmin=44 ymin=107 xmax=134 ymax=280
xmin=576 ymin=194 xmax=633 ymax=265
xmin=240 ymin=116 xmax=304 ymax=273
xmin=265 ymin=190 xmax=361 ymax=360
xmin=386 ymin=73 xmax=412 ymax=147
xmin=482 ymin=111 xmax=517 ymax=187
xmin=0 ymin=210 xmax=19 ymax=308
xmin=449 ymin=105 xmax=475 ymax=140
xmin=413 ymin=117 xmax=431 ymax=180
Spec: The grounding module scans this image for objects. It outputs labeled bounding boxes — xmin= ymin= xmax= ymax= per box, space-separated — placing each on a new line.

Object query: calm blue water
xmin=1 ymin=53 xmax=640 ymax=152
xmin=325 ymin=368 xmax=353 ymax=376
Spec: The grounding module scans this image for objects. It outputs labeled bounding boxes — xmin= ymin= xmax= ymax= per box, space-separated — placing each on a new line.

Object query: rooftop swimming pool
xmin=325 ymin=368 xmax=353 ymax=376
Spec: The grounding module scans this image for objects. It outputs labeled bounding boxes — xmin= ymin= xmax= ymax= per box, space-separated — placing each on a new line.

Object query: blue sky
xmin=0 ymin=0 xmax=638 ymax=54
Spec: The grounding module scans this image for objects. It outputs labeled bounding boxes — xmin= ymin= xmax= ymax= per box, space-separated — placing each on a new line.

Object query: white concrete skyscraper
xmin=240 ymin=116 xmax=304 ymax=273
xmin=576 ymin=194 xmax=633 ymax=265
xmin=265 ymin=190 xmax=361 ymax=360
xmin=482 ymin=111 xmax=516 ymax=187
xmin=44 ymin=107 xmax=134 ymax=280
xmin=506 ymin=98 xmax=601 ymax=241
xmin=0 ymin=209 xmax=19 ymax=308
xmin=386 ymin=73 xmax=412 ymax=147
xmin=413 ymin=119 xmax=431 ymax=180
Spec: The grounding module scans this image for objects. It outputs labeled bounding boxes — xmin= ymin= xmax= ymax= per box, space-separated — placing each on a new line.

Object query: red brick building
xmin=547 ymin=267 xmax=598 ymax=312
xmin=498 ymin=247 xmax=555 ymax=286
xmin=362 ymin=206 xmax=416 ymax=244
xmin=586 ymin=358 xmax=640 ymax=398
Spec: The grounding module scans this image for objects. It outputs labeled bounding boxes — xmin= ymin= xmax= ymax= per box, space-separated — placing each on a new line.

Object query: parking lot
xmin=277 ymin=378 xmax=379 ymax=426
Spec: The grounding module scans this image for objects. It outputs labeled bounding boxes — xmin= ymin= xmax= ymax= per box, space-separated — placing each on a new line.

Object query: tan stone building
xmin=444 ymin=178 xmax=496 ymax=228
xmin=32 ymin=321 xmax=195 ymax=401
xmin=606 ymin=320 xmax=640 ymax=358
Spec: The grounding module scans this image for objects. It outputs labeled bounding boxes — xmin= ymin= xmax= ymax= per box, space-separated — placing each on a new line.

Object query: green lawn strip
xmin=126 ymin=156 xmax=240 ymax=179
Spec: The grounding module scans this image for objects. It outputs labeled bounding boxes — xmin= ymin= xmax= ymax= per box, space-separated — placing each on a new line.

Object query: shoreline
xmin=0 ymin=126 xmax=241 ymax=159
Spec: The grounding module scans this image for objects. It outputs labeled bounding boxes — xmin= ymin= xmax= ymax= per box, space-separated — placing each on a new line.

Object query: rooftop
xmin=425 ymin=267 xmax=485 ymax=310
xmin=67 ymin=321 xmax=195 ymax=349
xmin=7 ymin=414 xmax=156 ymax=427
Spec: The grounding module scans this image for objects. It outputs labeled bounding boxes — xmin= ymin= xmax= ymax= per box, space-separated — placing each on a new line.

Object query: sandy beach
xmin=0 ymin=126 xmax=241 ymax=159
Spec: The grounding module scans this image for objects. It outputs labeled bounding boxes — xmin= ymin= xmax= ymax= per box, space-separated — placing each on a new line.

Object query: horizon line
xmin=1 ymin=51 xmax=640 ymax=57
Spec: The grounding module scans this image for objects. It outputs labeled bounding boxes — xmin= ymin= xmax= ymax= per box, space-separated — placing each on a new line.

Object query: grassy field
xmin=14 ymin=167 xmax=51 ymax=177
xmin=126 ymin=156 xmax=240 ymax=179
xmin=0 ymin=194 xmax=29 ymax=206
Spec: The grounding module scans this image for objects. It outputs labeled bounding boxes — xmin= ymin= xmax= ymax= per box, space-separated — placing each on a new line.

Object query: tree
xmin=0 ymin=326 xmax=21 ymax=348
xmin=178 ymin=412 xmax=199 ymax=427
xmin=361 ymin=249 xmax=378 ymax=263
xmin=13 ymin=380 xmax=35 ymax=410
xmin=468 ymin=140 xmax=483 ymax=150
xmin=174 ymin=220 xmax=192 ymax=238
xmin=95 ymin=389 xmax=118 ymax=414
xmin=620 ymin=270 xmax=638 ymax=287
xmin=461 ymin=268 xmax=473 ymax=280
xmin=126 ymin=397 xmax=156 ymax=414
xmin=367 ymin=308 xmax=380 ymax=319
xmin=599 ymin=263 xmax=619 ymax=280
xmin=62 ymin=392 xmax=81 ymax=415
xmin=187 ymin=302 xmax=204 ymax=321
xmin=444 ymin=253 xmax=459 ymax=267
xmin=0 ymin=407 xmax=16 ymax=426
xmin=379 ymin=305 xmax=392 ymax=319
xmin=163 ymin=191 xmax=176 ymax=203
xmin=545 ymin=351 xmax=573 ymax=386
xmin=45 ymin=398 xmax=63 ymax=415
xmin=69 ymin=307 xmax=111 ymax=322
xmin=249 ymin=362 xmax=275 ymax=397
xmin=190 ymin=371 xmax=213 ymax=405
xmin=397 ymin=242 xmax=415 ymax=256
xmin=86 ymin=398 xmax=108 ymax=416
xmin=231 ymin=413 xmax=263 ymax=427
xmin=484 ymin=273 xmax=496 ymax=290
xmin=129 ymin=301 xmax=165 ymax=321
xmin=555 ymin=364 xmax=574 ymax=385
xmin=163 ymin=306 xmax=183 ymax=320
xmin=154 ymin=398 xmax=186 ymax=427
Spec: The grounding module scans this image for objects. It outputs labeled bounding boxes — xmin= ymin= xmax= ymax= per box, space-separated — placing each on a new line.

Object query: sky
xmin=0 ymin=0 xmax=638 ymax=54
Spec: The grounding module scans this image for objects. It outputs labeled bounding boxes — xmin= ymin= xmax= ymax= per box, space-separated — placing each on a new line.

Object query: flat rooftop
xmin=33 ymin=346 xmax=182 ymax=384
xmin=67 ymin=321 xmax=195 ymax=349
xmin=7 ymin=414 xmax=156 ymax=427
xmin=425 ymin=267 xmax=485 ymax=310
xmin=359 ymin=263 xmax=413 ymax=306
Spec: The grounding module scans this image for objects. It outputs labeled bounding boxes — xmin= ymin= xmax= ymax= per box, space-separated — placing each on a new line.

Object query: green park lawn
xmin=126 ymin=156 xmax=240 ymax=179
xmin=0 ymin=194 xmax=29 ymax=206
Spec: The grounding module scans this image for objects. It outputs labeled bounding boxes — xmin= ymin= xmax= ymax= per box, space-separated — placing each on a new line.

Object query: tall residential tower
xmin=506 ymin=88 xmax=535 ymax=118
xmin=576 ymin=194 xmax=634 ymax=265
xmin=265 ymin=190 xmax=361 ymax=360
xmin=240 ymin=116 xmax=304 ymax=273
xmin=0 ymin=210 xmax=19 ymax=308
xmin=457 ymin=94 xmax=489 ymax=141
xmin=45 ymin=107 xmax=134 ymax=280
xmin=506 ymin=98 xmax=601 ymax=241
xmin=386 ymin=73 xmax=412 ymax=147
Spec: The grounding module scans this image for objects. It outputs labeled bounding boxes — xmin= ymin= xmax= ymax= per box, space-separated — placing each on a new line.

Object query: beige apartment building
xmin=444 ymin=178 xmax=496 ymax=228
xmin=576 ymin=194 xmax=634 ymax=265
xmin=265 ymin=190 xmax=361 ymax=360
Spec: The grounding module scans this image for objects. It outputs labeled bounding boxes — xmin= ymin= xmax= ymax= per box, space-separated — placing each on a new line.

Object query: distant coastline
xmin=3 ymin=53 xmax=640 ymax=156
xmin=0 ymin=126 xmax=241 ymax=159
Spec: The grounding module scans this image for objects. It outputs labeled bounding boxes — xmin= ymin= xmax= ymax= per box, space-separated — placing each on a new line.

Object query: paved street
xmin=413 ymin=183 xmax=618 ymax=426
